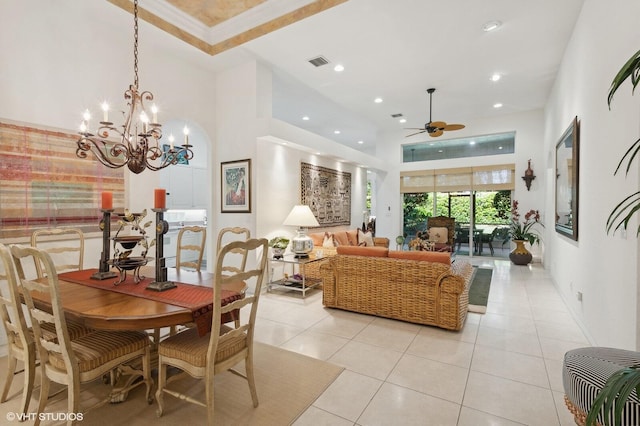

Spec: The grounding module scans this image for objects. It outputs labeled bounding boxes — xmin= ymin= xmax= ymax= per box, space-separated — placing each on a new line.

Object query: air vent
xmin=391 ymin=113 xmax=403 ymax=118
xmin=308 ymin=56 xmax=329 ymax=67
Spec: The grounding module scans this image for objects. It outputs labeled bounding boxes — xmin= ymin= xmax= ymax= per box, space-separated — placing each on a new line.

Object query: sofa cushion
xmin=331 ymin=232 xmax=348 ymax=246
xmin=428 ymin=227 xmax=449 ymax=243
xmin=346 ymin=229 xmax=359 ymax=246
xmin=358 ymin=229 xmax=375 ymax=246
xmin=388 ymin=250 xmax=451 ymax=265
xmin=323 ymin=232 xmax=336 ymax=247
xmin=309 ymin=232 xmax=324 ymax=247
xmin=336 ymin=246 xmax=389 ymax=257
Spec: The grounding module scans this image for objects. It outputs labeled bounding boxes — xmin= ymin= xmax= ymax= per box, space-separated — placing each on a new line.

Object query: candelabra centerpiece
xmin=109 ymin=209 xmax=155 ymax=285
xmin=75 ymin=0 xmax=193 ymax=174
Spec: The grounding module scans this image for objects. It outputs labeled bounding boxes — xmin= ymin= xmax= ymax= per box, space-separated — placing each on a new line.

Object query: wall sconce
xmin=522 ymin=159 xmax=536 ymax=191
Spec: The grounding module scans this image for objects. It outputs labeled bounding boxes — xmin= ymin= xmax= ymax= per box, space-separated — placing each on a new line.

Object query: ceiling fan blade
xmin=429 ymin=129 xmax=444 ymax=137
xmin=405 ymin=130 xmax=427 ymax=137
xmin=430 ymin=121 xmax=447 ymax=129
xmin=443 ymin=124 xmax=465 ymax=131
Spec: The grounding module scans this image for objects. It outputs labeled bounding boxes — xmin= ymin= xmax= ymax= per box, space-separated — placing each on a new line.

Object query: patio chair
xmin=426 ymin=216 xmax=456 ymax=252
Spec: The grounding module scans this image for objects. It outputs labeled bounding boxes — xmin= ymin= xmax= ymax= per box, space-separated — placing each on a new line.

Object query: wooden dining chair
xmin=31 ymin=227 xmax=84 ymax=278
xmin=0 ymin=243 xmax=93 ymax=418
xmin=176 ymin=226 xmax=207 ymax=272
xmin=10 ymin=244 xmax=153 ymax=426
xmin=0 ymin=243 xmax=36 ymax=417
xmin=155 ymin=238 xmax=269 ymax=425
xmin=216 ymin=227 xmax=250 ymax=276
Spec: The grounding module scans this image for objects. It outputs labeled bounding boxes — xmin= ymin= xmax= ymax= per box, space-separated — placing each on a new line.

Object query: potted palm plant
xmin=585 ymin=48 xmax=640 ymax=426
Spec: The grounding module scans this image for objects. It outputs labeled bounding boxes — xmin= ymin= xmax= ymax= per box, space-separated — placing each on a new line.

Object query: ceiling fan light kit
xmin=405 ymin=88 xmax=465 ymax=138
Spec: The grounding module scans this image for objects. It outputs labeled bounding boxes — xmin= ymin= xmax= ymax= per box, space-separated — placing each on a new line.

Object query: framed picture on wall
xmin=221 ymin=159 xmax=251 ymax=213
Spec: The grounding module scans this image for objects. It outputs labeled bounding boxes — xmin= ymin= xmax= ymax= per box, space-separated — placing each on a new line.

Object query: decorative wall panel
xmin=301 ymin=162 xmax=351 ymax=226
xmin=0 ymin=120 xmax=125 ymax=239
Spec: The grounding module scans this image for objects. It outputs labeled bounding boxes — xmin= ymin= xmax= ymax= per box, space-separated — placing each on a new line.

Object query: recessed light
xmin=438 ymin=149 xmax=444 ymax=153
xmin=302 ymin=116 xmax=310 ymax=120
xmin=469 ymin=141 xmax=476 ymax=145
xmin=334 ymin=130 xmax=341 ymax=134
xmin=490 ymin=73 xmax=501 ymax=82
xmin=334 ymin=64 xmax=344 ymax=72
xmin=358 ymin=140 xmax=364 ymax=144
xmin=374 ymin=97 xmax=383 ymax=103
xmin=498 ymin=146 xmax=503 ymax=150
xmin=399 ymin=118 xmax=407 ymax=123
xmin=483 ymin=20 xmax=502 ymax=32
xmin=493 ymin=103 xmax=503 ymax=109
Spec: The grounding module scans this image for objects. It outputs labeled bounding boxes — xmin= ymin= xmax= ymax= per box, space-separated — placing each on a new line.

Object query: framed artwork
xmin=162 ymin=144 xmax=189 ymax=165
xmin=301 ymin=162 xmax=351 ymax=226
xmin=555 ymin=116 xmax=579 ymax=240
xmin=221 ymin=159 xmax=251 ymax=213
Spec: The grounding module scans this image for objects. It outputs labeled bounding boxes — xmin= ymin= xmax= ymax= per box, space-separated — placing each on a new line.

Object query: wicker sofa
xmin=319 ymin=246 xmax=473 ymax=330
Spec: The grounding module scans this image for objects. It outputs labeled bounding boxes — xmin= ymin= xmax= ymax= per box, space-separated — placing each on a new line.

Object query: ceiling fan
xmin=405 ymin=88 xmax=465 ymax=137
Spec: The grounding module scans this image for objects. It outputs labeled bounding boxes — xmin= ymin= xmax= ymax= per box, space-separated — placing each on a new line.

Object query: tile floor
xmin=254 ymin=256 xmax=590 ymax=426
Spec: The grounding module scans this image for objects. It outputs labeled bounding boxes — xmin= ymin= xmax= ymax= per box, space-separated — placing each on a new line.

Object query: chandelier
xmin=76 ymin=0 xmax=193 ymax=174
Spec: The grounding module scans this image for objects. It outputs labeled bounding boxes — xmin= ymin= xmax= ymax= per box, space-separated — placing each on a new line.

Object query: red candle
xmin=101 ymin=191 xmax=113 ymax=210
xmin=154 ymin=188 xmax=166 ymax=209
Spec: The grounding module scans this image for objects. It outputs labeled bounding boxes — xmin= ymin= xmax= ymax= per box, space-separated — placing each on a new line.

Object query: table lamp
xmin=283 ymin=205 xmax=319 ymax=258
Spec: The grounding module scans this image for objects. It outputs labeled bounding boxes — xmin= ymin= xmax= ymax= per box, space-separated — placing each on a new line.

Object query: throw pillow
xmin=322 ymin=232 xmax=336 ymax=248
xmin=357 ymin=229 xmax=375 ymax=247
xmin=428 ymin=227 xmax=449 ymax=244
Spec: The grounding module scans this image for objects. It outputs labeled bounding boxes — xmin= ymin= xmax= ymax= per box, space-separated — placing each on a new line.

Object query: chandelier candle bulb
xmin=101 ymin=191 xmax=113 ymax=210
xmin=168 ymin=134 xmax=174 ymax=149
xmin=154 ymin=188 xmax=166 ymax=209
xmin=183 ymin=126 xmax=189 ymax=145
xmin=101 ymin=101 xmax=109 ymax=123
xmin=151 ymin=104 xmax=158 ymax=123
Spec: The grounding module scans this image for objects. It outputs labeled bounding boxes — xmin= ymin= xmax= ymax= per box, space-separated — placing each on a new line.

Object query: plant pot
xmin=272 ymin=247 xmax=285 ymax=259
xmin=509 ymin=240 xmax=533 ymax=265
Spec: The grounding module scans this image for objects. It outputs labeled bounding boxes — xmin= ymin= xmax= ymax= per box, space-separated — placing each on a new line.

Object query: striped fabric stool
xmin=563 ymin=347 xmax=640 ymax=426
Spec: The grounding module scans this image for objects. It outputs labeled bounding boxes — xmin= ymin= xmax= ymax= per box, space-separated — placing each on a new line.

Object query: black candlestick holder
xmin=146 ymin=208 xmax=176 ymax=291
xmin=91 ymin=209 xmax=118 ymax=280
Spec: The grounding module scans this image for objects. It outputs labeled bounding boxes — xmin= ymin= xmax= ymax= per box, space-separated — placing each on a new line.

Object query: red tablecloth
xmin=58 ymin=269 xmax=241 ymax=336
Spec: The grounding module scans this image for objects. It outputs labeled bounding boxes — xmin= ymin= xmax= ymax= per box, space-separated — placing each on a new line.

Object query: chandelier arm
xmin=76 ymin=137 xmax=132 ymax=169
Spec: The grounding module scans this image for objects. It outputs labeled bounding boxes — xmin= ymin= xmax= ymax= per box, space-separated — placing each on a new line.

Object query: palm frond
xmin=608 ymin=49 xmax=640 ymax=107
xmin=614 ymin=136 xmax=640 ymax=176
xmin=586 ymin=366 xmax=640 ymax=426
xmin=606 ymin=191 xmax=640 ymax=234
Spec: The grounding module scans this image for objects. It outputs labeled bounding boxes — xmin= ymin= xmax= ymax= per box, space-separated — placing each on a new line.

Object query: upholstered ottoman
xmin=563 ymin=347 xmax=640 ymax=425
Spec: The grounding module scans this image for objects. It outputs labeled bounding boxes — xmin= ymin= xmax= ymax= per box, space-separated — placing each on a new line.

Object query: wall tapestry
xmin=301 ymin=162 xmax=351 ymax=226
xmin=0 ymin=119 xmax=125 ymax=239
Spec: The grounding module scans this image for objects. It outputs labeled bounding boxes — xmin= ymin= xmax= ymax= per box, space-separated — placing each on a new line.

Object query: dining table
xmin=30 ymin=266 xmax=241 ymax=335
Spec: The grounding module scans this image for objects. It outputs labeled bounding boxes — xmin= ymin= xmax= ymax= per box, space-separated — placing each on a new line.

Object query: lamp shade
xmin=283 ymin=205 xmax=319 ymax=258
xmin=283 ymin=205 xmax=319 ymax=228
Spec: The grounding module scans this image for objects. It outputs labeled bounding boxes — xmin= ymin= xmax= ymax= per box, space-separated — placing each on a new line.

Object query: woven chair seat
xmin=563 ymin=347 xmax=640 ymax=426
xmin=158 ymin=325 xmax=246 ymax=368
xmin=48 ymin=330 xmax=150 ymax=372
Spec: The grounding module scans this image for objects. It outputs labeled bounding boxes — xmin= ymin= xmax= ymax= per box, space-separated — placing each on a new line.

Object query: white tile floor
xmin=254 ymin=257 xmax=590 ymax=426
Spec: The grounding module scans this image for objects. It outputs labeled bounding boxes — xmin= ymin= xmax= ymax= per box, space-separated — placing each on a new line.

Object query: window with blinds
xmin=0 ymin=120 xmax=125 ymax=239
xmin=400 ymin=164 xmax=515 ymax=193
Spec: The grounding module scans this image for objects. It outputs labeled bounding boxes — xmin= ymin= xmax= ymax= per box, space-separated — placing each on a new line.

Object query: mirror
xmin=555 ymin=116 xmax=579 ymax=240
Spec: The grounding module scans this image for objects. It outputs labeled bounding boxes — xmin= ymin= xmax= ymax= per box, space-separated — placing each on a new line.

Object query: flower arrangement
xmin=509 ymin=200 xmax=543 ymax=245
xmin=268 ymin=237 xmax=290 ymax=249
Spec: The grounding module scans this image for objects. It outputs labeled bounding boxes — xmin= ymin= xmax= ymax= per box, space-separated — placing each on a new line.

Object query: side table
xmin=267 ymin=254 xmax=324 ymax=298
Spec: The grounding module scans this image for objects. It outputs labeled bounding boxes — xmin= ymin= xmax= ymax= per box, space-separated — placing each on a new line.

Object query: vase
xmin=272 ymin=247 xmax=285 ymax=259
xmin=509 ymin=240 xmax=532 ymax=265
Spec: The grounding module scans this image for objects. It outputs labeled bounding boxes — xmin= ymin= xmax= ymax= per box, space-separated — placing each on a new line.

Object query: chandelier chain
xmin=133 ymin=0 xmax=139 ymax=88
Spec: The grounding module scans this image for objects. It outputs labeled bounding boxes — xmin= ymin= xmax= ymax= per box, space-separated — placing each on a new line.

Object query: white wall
xmin=256 ymin=141 xmax=368 ymax=245
xmin=543 ymin=0 xmax=640 ymax=349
